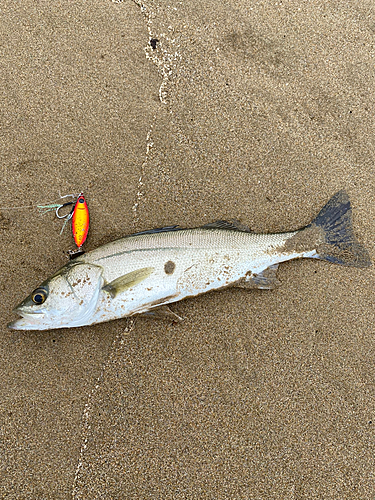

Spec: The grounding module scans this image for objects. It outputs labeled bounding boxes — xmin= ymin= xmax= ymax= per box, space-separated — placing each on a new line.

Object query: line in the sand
xmin=112 ymin=0 xmax=181 ymax=104
xmin=132 ymin=120 xmax=155 ymax=227
xmin=71 ymin=320 xmax=135 ymax=499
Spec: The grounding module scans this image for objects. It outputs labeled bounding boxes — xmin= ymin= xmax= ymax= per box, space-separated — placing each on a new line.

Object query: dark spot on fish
xmin=164 ymin=261 xmax=176 ymax=275
xmin=150 ymin=38 xmax=159 ymax=49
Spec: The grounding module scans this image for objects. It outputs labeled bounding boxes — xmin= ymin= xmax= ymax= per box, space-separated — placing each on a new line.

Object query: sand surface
xmin=1 ymin=0 xmax=375 ymax=498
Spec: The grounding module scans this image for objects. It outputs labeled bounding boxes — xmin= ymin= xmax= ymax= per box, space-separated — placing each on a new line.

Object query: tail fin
xmin=309 ymin=190 xmax=371 ymax=268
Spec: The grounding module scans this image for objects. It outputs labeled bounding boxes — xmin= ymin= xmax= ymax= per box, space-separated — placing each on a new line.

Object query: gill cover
xmin=61 ymin=262 xmax=104 ymax=326
xmin=9 ymin=262 xmax=104 ymax=330
xmin=64 ymin=262 xmax=102 ymax=299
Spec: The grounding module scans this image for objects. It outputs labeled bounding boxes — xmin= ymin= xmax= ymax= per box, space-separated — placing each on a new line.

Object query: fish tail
xmin=308 ymin=190 xmax=371 ymax=268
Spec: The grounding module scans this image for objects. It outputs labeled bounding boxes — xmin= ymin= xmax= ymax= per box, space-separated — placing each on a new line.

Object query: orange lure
xmin=72 ymin=194 xmax=89 ymax=248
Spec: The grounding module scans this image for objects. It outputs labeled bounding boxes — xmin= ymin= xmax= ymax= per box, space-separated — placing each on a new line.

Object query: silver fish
xmin=8 ymin=191 xmax=371 ymax=330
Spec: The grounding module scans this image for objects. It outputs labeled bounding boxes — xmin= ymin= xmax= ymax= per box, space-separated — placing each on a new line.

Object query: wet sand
xmin=1 ymin=0 xmax=375 ymax=498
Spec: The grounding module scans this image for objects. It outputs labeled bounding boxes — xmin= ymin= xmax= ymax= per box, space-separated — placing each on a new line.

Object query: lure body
xmin=72 ymin=194 xmax=89 ymax=248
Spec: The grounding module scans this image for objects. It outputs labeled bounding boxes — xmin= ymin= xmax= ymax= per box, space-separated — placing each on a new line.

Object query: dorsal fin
xmin=130 ymin=225 xmax=182 ymax=236
xmin=129 ymin=221 xmax=253 ymax=236
xmin=200 ymin=219 xmax=252 ymax=232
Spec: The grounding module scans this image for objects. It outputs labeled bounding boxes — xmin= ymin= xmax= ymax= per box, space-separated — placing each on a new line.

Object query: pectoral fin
xmin=102 ymin=267 xmax=154 ymax=298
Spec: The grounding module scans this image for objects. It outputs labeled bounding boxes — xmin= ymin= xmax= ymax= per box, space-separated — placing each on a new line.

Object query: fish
xmin=8 ymin=190 xmax=371 ymax=331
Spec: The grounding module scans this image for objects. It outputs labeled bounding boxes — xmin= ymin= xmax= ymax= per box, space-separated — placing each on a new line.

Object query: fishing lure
xmin=54 ymin=193 xmax=90 ymax=249
xmin=1 ymin=191 xmax=89 ymax=251
xmin=71 ymin=194 xmax=89 ymax=248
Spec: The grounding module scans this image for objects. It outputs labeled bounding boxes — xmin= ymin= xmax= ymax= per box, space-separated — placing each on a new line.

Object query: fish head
xmin=8 ymin=262 xmax=104 ymax=330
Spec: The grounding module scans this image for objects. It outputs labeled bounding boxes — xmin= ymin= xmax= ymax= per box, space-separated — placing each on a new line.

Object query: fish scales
xmin=74 ymin=229 xmax=299 ymax=325
xmin=82 ymin=228 xmax=298 ymax=279
xmin=8 ymin=191 xmax=371 ymax=330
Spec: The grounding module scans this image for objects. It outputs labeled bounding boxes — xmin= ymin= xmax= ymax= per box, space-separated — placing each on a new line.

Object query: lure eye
xmin=32 ymin=288 xmax=48 ymax=304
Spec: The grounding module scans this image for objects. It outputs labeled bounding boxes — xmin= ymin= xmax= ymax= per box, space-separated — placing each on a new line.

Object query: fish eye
xmin=32 ymin=288 xmax=48 ymax=304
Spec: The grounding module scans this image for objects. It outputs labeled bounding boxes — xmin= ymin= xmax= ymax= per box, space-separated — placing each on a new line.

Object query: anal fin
xmin=138 ymin=305 xmax=183 ymax=322
xmin=235 ymin=264 xmax=280 ymax=290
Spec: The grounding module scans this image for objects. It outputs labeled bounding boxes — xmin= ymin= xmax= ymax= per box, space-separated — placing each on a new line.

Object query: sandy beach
xmin=1 ymin=0 xmax=374 ymax=498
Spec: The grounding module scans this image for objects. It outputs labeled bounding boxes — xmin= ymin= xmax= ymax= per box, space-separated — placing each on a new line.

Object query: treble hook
xmin=55 ymin=202 xmax=74 ymax=219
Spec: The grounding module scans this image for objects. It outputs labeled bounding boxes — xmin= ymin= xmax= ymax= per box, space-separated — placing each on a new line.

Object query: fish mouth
xmin=7 ymin=311 xmax=46 ymax=331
